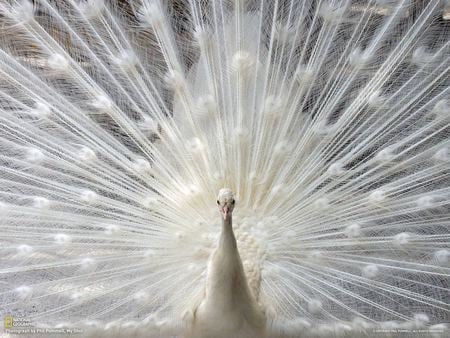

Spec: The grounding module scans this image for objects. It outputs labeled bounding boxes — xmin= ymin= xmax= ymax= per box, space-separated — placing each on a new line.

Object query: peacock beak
xmin=221 ymin=205 xmax=230 ymax=220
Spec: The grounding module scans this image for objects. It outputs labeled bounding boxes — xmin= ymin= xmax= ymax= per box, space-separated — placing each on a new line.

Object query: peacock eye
xmin=216 ymin=200 xmax=220 ymax=205
xmin=231 ymin=199 xmax=235 ymax=205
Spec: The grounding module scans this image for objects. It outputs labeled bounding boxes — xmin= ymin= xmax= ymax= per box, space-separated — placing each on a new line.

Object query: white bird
xmin=188 ymin=189 xmax=266 ymax=338
xmin=0 ymin=0 xmax=449 ymax=337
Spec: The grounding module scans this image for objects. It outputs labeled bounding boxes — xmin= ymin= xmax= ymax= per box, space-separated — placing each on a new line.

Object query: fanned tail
xmin=0 ymin=0 xmax=449 ymax=337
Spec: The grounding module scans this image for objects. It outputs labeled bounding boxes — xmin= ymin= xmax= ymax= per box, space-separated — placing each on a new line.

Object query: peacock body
xmin=0 ymin=0 xmax=449 ymax=337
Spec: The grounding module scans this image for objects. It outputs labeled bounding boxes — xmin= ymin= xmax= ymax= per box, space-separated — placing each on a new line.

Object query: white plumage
xmin=0 ymin=0 xmax=449 ymax=337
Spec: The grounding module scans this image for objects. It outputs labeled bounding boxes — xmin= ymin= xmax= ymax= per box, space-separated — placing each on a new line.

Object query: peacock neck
xmin=219 ymin=215 xmax=237 ymax=252
xmin=191 ymin=208 xmax=267 ymax=337
xmin=202 ymin=212 xmax=243 ymax=309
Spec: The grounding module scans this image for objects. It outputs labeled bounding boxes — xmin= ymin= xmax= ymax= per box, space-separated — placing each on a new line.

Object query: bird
xmin=186 ymin=188 xmax=266 ymax=338
xmin=0 ymin=0 xmax=449 ymax=337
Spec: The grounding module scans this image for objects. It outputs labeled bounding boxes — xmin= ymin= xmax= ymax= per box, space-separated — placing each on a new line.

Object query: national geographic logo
xmin=4 ymin=315 xmax=13 ymax=329
xmin=4 ymin=315 xmax=32 ymax=328
xmin=4 ymin=316 xmax=84 ymax=335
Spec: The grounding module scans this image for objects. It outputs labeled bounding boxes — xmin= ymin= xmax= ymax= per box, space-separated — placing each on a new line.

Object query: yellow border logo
xmin=4 ymin=315 xmax=13 ymax=328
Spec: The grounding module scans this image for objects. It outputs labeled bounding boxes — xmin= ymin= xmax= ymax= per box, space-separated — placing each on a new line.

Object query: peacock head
xmin=217 ymin=188 xmax=235 ymax=220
